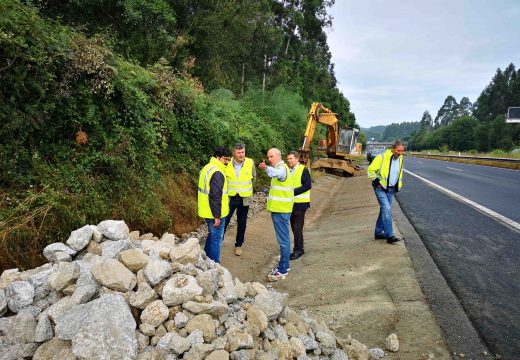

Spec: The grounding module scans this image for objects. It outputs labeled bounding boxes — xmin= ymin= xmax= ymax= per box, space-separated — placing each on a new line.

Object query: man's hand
xmin=213 ymin=218 xmax=221 ymax=227
xmin=258 ymin=161 xmax=267 ymax=170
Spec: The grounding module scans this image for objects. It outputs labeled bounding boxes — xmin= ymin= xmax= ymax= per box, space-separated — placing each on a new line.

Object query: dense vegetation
xmin=0 ymin=0 xmax=354 ymax=270
xmin=362 ymin=122 xmax=420 ymax=142
xmin=409 ymin=64 xmax=520 ymax=151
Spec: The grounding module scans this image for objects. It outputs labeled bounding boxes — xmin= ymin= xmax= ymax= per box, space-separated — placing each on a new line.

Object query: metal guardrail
xmin=410 ymin=153 xmax=520 ymax=170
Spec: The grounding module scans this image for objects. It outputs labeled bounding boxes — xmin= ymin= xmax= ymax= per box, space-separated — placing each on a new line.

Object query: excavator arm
xmin=300 ymin=102 xmax=339 ymax=165
xmin=299 ymin=102 xmax=366 ymax=176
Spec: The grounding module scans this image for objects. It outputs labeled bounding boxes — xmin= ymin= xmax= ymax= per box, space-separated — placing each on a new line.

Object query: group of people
xmin=197 ymin=144 xmax=311 ymax=282
xmin=197 ymin=139 xmax=405 ymax=282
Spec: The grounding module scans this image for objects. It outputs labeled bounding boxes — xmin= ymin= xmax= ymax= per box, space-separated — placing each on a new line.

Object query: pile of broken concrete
xmin=0 ymin=220 xmax=379 ymax=360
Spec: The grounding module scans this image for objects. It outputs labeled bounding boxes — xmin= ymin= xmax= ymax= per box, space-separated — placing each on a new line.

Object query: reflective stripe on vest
xmin=293 ymin=164 xmax=311 ymax=203
xmin=225 ymin=158 xmax=254 ymax=197
xmin=267 ymin=163 xmax=294 ymax=213
xmin=197 ymin=158 xmax=230 ymax=219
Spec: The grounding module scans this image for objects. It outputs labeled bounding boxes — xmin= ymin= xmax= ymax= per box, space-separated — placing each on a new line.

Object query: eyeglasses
xmin=221 ymin=157 xmax=231 ymax=161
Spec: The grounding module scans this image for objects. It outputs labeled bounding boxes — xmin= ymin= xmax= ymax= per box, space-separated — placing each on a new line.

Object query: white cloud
xmin=327 ymin=0 xmax=520 ymax=127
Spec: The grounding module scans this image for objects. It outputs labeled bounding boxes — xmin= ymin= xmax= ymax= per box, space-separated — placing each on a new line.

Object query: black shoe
xmin=374 ymin=234 xmax=386 ymax=240
xmin=386 ymin=236 xmax=402 ymax=244
xmin=290 ymin=250 xmax=305 ymax=260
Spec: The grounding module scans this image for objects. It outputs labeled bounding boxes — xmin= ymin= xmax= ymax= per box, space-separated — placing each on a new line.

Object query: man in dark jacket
xmin=286 ymin=151 xmax=311 ymax=260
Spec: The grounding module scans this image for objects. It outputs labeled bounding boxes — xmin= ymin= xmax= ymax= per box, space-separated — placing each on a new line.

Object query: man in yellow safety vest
xmin=367 ymin=140 xmax=405 ymax=244
xmin=259 ymin=148 xmax=294 ymax=281
xmin=224 ymin=143 xmax=256 ymax=256
xmin=286 ymin=151 xmax=311 ymax=260
xmin=197 ymin=147 xmax=231 ymax=262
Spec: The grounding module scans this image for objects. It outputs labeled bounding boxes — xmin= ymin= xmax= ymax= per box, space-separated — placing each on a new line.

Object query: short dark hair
xmin=287 ymin=150 xmax=300 ymax=160
xmin=213 ymin=146 xmax=231 ymax=158
xmin=234 ymin=143 xmax=245 ymax=150
xmin=392 ymin=140 xmax=404 ymax=149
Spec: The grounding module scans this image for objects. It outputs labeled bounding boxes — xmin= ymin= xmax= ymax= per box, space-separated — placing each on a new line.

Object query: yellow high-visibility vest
xmin=367 ymin=149 xmax=403 ymax=190
xmin=197 ymin=157 xmax=230 ymax=219
xmin=293 ymin=164 xmax=310 ymax=203
xmin=267 ymin=163 xmax=294 ymax=213
xmin=225 ymin=158 xmax=254 ymax=197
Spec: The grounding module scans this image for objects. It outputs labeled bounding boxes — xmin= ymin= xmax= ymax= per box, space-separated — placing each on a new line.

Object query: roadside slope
xmin=220 ymin=174 xmax=451 ymax=359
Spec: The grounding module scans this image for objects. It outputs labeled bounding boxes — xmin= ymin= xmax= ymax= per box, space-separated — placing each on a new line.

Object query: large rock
xmin=254 ymin=292 xmax=285 ymax=321
xmin=185 ymin=314 xmax=217 ymax=342
xmin=2 ymin=312 xmax=36 ymax=344
xmin=169 ymin=238 xmax=201 ymax=264
xmin=91 ymin=259 xmax=137 ymax=292
xmin=97 ymin=220 xmax=129 ymax=241
xmin=143 ymin=260 xmax=173 ymax=286
xmin=66 ymin=225 xmax=94 ymax=251
xmin=0 ymin=343 xmax=39 ymax=360
xmin=316 ymin=330 xmax=337 ymax=355
xmin=246 ymin=305 xmax=268 ymax=337
xmin=119 ymin=249 xmax=150 ymax=272
xmin=129 ymin=282 xmax=158 ymax=309
xmin=227 ymin=329 xmax=254 ymax=351
xmin=156 ymin=332 xmax=191 ymax=355
xmin=34 ymin=315 xmax=54 ymax=342
xmin=182 ymin=300 xmax=229 ymax=316
xmin=33 ymin=338 xmax=75 ymax=360
xmin=206 ymin=350 xmax=230 ymax=360
xmin=196 ymin=270 xmax=218 ymax=295
xmin=102 ymin=240 xmax=133 ymax=259
xmin=43 ymin=243 xmax=77 ymax=263
xmin=55 ymin=294 xmax=137 ymax=360
xmin=217 ymin=269 xmax=237 ymax=304
xmin=162 ymin=274 xmax=203 ymax=306
xmin=47 ymin=262 xmax=80 ymax=291
xmin=140 ymin=300 xmax=169 ymax=328
xmin=6 ymin=281 xmax=34 ymax=313
xmin=385 ymin=333 xmax=399 ymax=352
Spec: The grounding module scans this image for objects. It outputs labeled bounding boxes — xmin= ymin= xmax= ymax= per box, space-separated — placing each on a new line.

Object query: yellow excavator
xmin=299 ymin=102 xmax=365 ymax=176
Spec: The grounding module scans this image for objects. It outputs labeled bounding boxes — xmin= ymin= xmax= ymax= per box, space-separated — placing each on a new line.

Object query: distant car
xmin=367 ymin=148 xmax=386 ymax=163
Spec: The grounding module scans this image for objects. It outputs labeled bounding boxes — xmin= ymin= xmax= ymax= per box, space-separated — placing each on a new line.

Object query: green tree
xmin=434 ymin=95 xmax=459 ymax=127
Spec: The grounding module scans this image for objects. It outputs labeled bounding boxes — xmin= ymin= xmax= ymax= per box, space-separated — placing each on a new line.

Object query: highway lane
xmin=395 ymin=159 xmax=520 ymax=359
xmin=404 ymin=157 xmax=520 ymax=224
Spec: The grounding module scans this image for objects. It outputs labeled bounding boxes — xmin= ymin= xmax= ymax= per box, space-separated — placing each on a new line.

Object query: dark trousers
xmin=290 ymin=209 xmax=307 ymax=252
xmin=224 ymin=195 xmax=250 ymax=247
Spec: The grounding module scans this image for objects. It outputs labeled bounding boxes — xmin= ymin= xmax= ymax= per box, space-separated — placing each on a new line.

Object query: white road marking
xmin=404 ymin=169 xmax=520 ymax=232
xmin=417 ymin=161 xmax=423 ymax=163
xmin=446 ymin=167 xmax=463 ymax=172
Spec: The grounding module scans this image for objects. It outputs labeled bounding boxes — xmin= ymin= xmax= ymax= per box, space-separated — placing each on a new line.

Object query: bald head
xmin=267 ymin=148 xmax=282 ymax=166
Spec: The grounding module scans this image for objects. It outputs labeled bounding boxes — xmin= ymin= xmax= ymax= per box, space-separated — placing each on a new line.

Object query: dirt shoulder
xmin=220 ymin=174 xmax=451 ymax=359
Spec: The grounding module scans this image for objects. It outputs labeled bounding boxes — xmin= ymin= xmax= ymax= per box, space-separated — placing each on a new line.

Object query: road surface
xmin=396 ymin=157 xmax=520 ymax=359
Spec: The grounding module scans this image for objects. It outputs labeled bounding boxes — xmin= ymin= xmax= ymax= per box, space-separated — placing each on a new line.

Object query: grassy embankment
xmin=0 ymin=0 xmax=309 ymax=272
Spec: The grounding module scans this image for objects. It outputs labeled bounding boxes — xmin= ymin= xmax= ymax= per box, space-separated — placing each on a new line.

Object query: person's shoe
xmin=386 ymin=236 xmax=402 ymax=244
xmin=374 ymin=234 xmax=386 ymax=240
xmin=267 ymin=270 xmax=288 ymax=282
xmin=234 ymin=247 xmax=242 ymax=256
xmin=290 ymin=250 xmax=305 ymax=260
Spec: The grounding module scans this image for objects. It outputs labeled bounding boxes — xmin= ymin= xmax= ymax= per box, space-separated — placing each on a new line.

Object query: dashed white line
xmin=404 ymin=169 xmax=520 ymax=232
xmin=446 ymin=167 xmax=463 ymax=172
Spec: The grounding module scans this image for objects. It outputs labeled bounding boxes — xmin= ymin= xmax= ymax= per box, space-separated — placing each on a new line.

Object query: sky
xmin=327 ymin=0 xmax=520 ymax=128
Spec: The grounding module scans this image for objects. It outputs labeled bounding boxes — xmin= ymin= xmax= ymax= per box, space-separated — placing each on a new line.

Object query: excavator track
xmin=310 ymin=158 xmax=366 ymax=177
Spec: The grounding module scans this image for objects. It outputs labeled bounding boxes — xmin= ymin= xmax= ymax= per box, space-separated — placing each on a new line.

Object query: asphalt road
xmin=395 ymin=158 xmax=520 ymax=359
xmin=404 ymin=157 xmax=520 ymax=223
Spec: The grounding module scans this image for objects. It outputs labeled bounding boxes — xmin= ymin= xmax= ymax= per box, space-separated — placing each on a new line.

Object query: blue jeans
xmin=374 ymin=186 xmax=395 ymax=238
xmin=271 ymin=212 xmax=291 ymax=274
xmin=204 ymin=217 xmax=226 ymax=263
